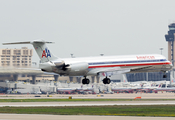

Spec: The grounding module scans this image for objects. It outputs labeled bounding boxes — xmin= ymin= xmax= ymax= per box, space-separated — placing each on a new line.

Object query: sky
xmin=0 ymin=0 xmax=175 ymax=65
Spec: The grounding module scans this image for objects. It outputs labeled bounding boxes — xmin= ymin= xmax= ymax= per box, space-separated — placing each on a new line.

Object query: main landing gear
xmin=82 ymin=77 xmax=90 ymax=84
xmin=103 ymin=77 xmax=111 ymax=84
xmin=82 ymin=76 xmax=111 ymax=84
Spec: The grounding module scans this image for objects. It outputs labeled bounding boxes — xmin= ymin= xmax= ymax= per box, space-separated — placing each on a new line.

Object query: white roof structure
xmin=0 ymin=67 xmax=43 ymax=75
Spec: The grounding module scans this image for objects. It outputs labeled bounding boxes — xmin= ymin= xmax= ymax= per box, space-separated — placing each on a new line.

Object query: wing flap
xmin=130 ymin=66 xmax=152 ymax=72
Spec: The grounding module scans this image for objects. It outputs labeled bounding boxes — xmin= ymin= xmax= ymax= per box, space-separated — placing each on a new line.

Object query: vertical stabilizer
xmin=31 ymin=40 xmax=58 ymax=63
xmin=158 ymin=84 xmax=162 ymax=88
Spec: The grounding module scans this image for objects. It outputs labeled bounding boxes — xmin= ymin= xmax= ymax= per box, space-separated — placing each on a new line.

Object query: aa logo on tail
xmin=42 ymin=48 xmax=51 ymax=58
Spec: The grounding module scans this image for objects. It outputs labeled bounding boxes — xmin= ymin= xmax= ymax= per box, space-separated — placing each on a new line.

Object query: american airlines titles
xmin=136 ymin=56 xmax=155 ymax=60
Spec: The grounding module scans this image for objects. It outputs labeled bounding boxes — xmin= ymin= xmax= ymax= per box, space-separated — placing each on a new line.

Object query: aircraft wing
xmin=89 ymin=66 xmax=152 ymax=77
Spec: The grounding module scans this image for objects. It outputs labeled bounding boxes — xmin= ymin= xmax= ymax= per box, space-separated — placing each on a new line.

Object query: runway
xmin=0 ymin=101 xmax=175 ymax=107
xmin=0 ymin=94 xmax=175 ymax=120
xmin=0 ymin=114 xmax=175 ymax=120
xmin=0 ymin=92 xmax=175 ymax=99
xmin=0 ymin=93 xmax=175 ymax=119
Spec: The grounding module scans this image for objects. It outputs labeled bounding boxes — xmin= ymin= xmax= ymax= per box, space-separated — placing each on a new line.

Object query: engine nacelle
xmin=68 ymin=62 xmax=89 ymax=73
xmin=54 ymin=61 xmax=65 ymax=69
xmin=39 ymin=62 xmax=55 ymax=72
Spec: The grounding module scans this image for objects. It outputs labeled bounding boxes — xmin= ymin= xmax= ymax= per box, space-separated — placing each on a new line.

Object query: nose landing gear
xmin=163 ymin=74 xmax=167 ymax=78
xmin=163 ymin=71 xmax=167 ymax=78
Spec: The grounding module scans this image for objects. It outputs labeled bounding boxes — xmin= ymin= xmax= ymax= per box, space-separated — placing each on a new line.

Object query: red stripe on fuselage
xmin=88 ymin=62 xmax=171 ymax=68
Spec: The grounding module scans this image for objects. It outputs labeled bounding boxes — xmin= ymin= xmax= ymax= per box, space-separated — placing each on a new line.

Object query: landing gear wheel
xmin=106 ymin=78 xmax=111 ymax=84
xmin=103 ymin=79 xmax=107 ymax=84
xmin=82 ymin=78 xmax=90 ymax=84
xmin=82 ymin=79 xmax=85 ymax=84
xmin=103 ymin=78 xmax=111 ymax=84
xmin=163 ymin=75 xmax=167 ymax=78
xmin=86 ymin=79 xmax=90 ymax=84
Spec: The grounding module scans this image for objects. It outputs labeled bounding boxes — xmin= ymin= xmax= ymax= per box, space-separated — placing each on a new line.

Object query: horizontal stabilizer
xmin=3 ymin=40 xmax=54 ymax=45
xmin=3 ymin=41 xmax=31 ymax=45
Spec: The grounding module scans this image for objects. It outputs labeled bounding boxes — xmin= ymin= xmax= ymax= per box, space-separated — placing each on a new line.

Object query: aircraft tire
xmin=103 ymin=78 xmax=111 ymax=84
xmin=82 ymin=79 xmax=90 ymax=84
xmin=82 ymin=79 xmax=85 ymax=84
xmin=86 ymin=79 xmax=90 ymax=84
xmin=106 ymin=78 xmax=111 ymax=84
xmin=103 ymin=78 xmax=106 ymax=84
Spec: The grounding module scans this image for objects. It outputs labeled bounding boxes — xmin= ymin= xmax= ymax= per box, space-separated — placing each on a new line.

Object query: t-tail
xmin=158 ymin=84 xmax=162 ymax=88
xmin=3 ymin=40 xmax=58 ymax=63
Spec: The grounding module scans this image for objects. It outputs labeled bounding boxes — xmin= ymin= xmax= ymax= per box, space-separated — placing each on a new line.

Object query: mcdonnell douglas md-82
xmin=3 ymin=40 xmax=173 ymax=84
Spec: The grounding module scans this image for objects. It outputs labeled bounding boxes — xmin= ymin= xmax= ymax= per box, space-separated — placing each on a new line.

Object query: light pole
xmin=171 ymin=60 xmax=175 ymax=82
xmin=160 ymin=48 xmax=163 ymax=55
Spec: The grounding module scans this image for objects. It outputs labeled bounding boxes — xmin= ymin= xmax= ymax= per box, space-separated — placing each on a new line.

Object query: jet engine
xmin=54 ymin=61 xmax=70 ymax=71
xmin=40 ymin=61 xmax=89 ymax=76
xmin=39 ymin=62 xmax=55 ymax=72
xmin=54 ymin=61 xmax=88 ymax=73
xmin=67 ymin=62 xmax=89 ymax=73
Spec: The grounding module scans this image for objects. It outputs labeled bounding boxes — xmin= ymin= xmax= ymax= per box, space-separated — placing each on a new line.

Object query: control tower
xmin=165 ymin=23 xmax=175 ymax=66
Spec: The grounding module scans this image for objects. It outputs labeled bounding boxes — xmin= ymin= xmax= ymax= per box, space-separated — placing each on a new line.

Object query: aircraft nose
xmin=171 ymin=65 xmax=173 ymax=69
xmin=170 ymin=63 xmax=173 ymax=69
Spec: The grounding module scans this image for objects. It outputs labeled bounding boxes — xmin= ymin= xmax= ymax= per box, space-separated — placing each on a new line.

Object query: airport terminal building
xmin=126 ymin=72 xmax=170 ymax=82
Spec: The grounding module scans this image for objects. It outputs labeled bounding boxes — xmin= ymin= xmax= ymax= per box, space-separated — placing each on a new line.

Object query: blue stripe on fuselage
xmin=88 ymin=59 xmax=167 ymax=66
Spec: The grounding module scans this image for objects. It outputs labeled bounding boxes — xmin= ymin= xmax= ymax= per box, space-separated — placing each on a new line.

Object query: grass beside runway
xmin=0 ymin=105 xmax=175 ymax=117
xmin=0 ymin=99 xmax=175 ymax=102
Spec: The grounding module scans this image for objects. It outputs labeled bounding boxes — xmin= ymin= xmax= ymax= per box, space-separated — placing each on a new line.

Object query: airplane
xmin=112 ymin=87 xmax=134 ymax=93
xmin=3 ymin=40 xmax=173 ymax=85
xmin=153 ymin=86 xmax=175 ymax=93
xmin=57 ymin=88 xmax=76 ymax=94
xmin=135 ymin=83 xmax=162 ymax=93
xmin=111 ymin=82 xmax=163 ymax=93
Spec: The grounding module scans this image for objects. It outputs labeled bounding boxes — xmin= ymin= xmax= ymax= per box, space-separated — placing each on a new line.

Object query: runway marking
xmin=1 ymin=103 xmax=175 ymax=107
xmin=1 ymin=114 xmax=175 ymax=120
